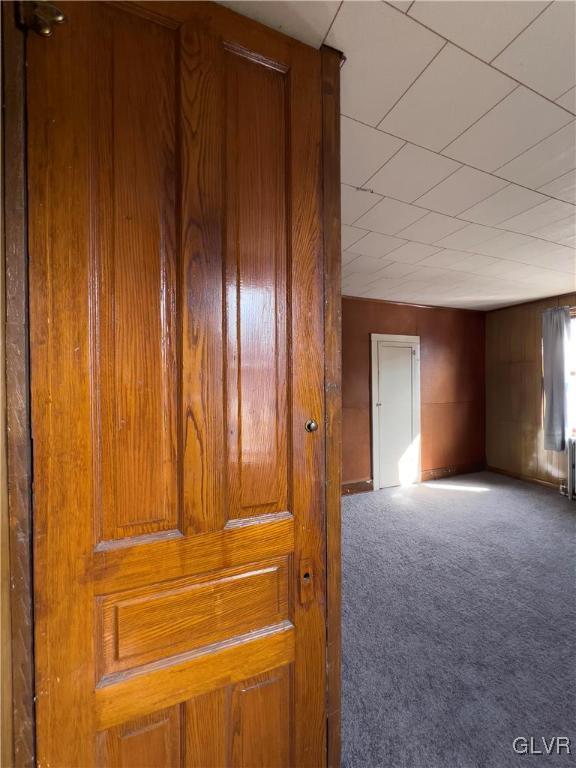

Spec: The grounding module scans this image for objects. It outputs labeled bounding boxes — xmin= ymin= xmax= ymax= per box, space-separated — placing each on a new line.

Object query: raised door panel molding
xmin=97 ymin=558 xmax=290 ymax=678
xmin=224 ymin=49 xmax=290 ymax=522
xmin=97 ymin=667 xmax=292 ymax=767
xmin=97 ymin=706 xmax=182 ymax=767
xmin=90 ymin=6 xmax=179 ymax=543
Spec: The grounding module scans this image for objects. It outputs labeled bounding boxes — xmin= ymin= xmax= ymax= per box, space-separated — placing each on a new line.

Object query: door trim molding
xmin=321 ymin=44 xmax=343 ymax=768
xmin=371 ymin=333 xmax=421 ymax=491
xmin=2 ymin=2 xmax=36 ymax=764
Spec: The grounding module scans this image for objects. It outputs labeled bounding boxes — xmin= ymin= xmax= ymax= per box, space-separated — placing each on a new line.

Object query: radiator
xmin=568 ymin=438 xmax=576 ymax=501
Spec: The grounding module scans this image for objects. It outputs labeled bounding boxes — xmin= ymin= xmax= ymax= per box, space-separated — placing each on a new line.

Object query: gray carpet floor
xmin=342 ymin=472 xmax=576 ymax=768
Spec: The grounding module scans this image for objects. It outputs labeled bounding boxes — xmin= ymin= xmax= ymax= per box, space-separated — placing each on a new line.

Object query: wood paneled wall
xmin=486 ymin=291 xmax=576 ymax=486
xmin=342 ymin=297 xmax=485 ymax=486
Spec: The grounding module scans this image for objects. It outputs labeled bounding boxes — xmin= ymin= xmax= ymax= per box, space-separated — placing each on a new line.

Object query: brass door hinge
xmin=17 ymin=1 xmax=66 ymax=37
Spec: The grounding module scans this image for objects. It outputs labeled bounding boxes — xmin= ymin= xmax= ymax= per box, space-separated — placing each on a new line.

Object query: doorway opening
xmin=370 ymin=333 xmax=421 ymax=490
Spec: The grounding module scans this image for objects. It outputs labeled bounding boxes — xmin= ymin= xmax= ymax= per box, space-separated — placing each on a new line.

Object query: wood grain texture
xmin=98 ymin=559 xmax=289 ymax=677
xmin=341 ymin=480 xmax=374 ymax=495
xmin=98 ymin=665 xmax=294 ymax=767
xmin=225 ymin=49 xmax=288 ymax=520
xmin=231 ymin=668 xmax=291 ymax=768
xmin=486 ymin=291 xmax=576 ymax=485
xmin=421 ymin=462 xmax=485 ymax=481
xmin=183 ymin=667 xmax=293 ymax=768
xmin=289 ymin=29 xmax=327 ymax=768
xmin=92 ymin=5 xmax=179 ymax=542
xmin=97 ymin=706 xmax=182 ymax=767
xmin=486 ymin=465 xmax=561 ymax=489
xmin=342 ymin=297 xmax=485 ymax=484
xmin=1 ymin=7 xmax=14 ymax=764
xmin=184 ymin=688 xmax=229 ymax=768
xmin=2 ymin=4 xmax=35 ymax=764
xmin=321 ymin=44 xmax=343 ymax=768
xmin=95 ymin=625 xmax=295 ymax=731
xmin=180 ymin=16 xmax=226 ymax=536
xmin=28 ymin=5 xmax=96 ymax=761
xmin=93 ymin=512 xmax=294 ymax=592
xmin=28 ymin=2 xmax=331 ymax=764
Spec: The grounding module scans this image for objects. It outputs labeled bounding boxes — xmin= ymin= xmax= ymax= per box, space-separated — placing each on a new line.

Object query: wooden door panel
xmin=93 ymin=512 xmax=294 ymax=591
xmin=28 ymin=2 xmax=326 ymax=765
xmin=230 ymin=668 xmax=292 ymax=768
xmin=92 ymin=4 xmax=180 ymax=543
xmin=97 ymin=707 xmax=182 ymax=768
xmin=97 ymin=668 xmax=291 ymax=768
xmin=225 ymin=49 xmax=289 ymax=521
xmin=184 ymin=688 xmax=229 ymax=768
xmin=93 ymin=6 xmax=292 ymax=541
xmin=97 ymin=558 xmax=290 ymax=679
xmin=95 ymin=626 xmax=294 ymax=732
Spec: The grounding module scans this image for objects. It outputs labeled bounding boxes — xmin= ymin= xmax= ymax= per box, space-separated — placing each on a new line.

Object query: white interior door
xmin=374 ymin=338 xmax=420 ymax=489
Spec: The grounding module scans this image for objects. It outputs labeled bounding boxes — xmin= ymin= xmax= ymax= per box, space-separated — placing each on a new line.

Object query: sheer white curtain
xmin=542 ymin=307 xmax=570 ymax=451
xmin=566 ymin=316 xmax=576 ymax=440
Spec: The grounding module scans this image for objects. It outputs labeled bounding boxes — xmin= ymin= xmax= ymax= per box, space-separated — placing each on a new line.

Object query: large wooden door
xmin=27 ymin=3 xmax=327 ymax=765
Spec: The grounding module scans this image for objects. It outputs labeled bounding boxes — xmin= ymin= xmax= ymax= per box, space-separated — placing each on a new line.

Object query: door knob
xmin=305 ymin=419 xmax=318 ymax=433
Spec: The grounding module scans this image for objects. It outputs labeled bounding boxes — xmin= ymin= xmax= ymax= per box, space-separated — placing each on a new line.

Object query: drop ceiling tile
xmin=375 ymin=261 xmax=420 ymax=278
xmin=471 ymin=259 xmax=528 ymax=279
xmin=562 ymin=255 xmax=576 ymax=273
xmin=326 ymin=1 xmax=443 ymax=125
xmin=408 ymin=1 xmax=548 ymax=62
xmin=415 ymin=167 xmax=508 ymax=216
xmin=538 ymin=271 xmax=576 ymax=290
xmin=378 ymin=242 xmax=441 ymax=264
xmin=387 ymin=1 xmax=413 ymax=13
xmin=379 ymin=45 xmax=515 ymax=151
xmin=342 ymin=224 xmax=369 ymax=251
xmin=218 ymin=1 xmax=340 ymax=47
xmin=448 ymin=253 xmax=500 ymax=273
xmin=499 ymin=239 xmax=575 ymax=271
xmin=344 ymin=254 xmax=391 ymax=274
xmin=342 ymin=272 xmax=380 ymax=292
xmin=405 ymin=265 xmax=460 ymax=285
xmin=557 ymin=234 xmax=576 ymax=250
xmin=354 ymin=197 xmax=426 ymax=235
xmin=416 ymin=249 xmax=472 ymax=268
xmin=361 ymin=278 xmax=411 ymax=299
xmin=459 ymin=185 xmax=547 ymax=226
xmin=511 ymin=247 xmax=575 ymax=271
xmin=434 ymin=223 xmax=501 ymax=250
xmin=552 ymin=257 xmax=576 ymax=276
xmin=367 ymin=144 xmax=460 ymax=202
xmin=557 ymin=87 xmax=576 ymax=115
xmin=538 ymin=170 xmax=576 ymax=205
xmin=529 ymin=215 xmax=576 ymax=243
xmin=509 ymin=265 xmax=551 ymax=284
xmin=496 ymin=122 xmax=576 ymax=188
xmin=342 ymin=262 xmax=358 ymax=279
xmin=431 ymin=269 xmax=468 ymax=287
xmin=342 ymin=250 xmax=362 ymax=266
xmin=396 ymin=212 xmax=468 ymax=243
xmin=348 ymin=231 xmax=408 ymax=259
xmin=341 ymin=118 xmax=405 ymax=187
xmin=501 ymin=199 xmax=575 ymax=235
xmin=520 ymin=266 xmax=575 ymax=286
xmin=444 ymin=87 xmax=572 ymax=171
xmin=472 ymin=231 xmax=534 ymax=257
xmin=341 ymin=185 xmax=381 ymax=225
xmin=493 ymin=1 xmax=576 ymax=100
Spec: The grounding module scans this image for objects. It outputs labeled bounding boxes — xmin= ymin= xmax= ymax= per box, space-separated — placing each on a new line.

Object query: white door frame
xmin=371 ymin=333 xmax=421 ymax=490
